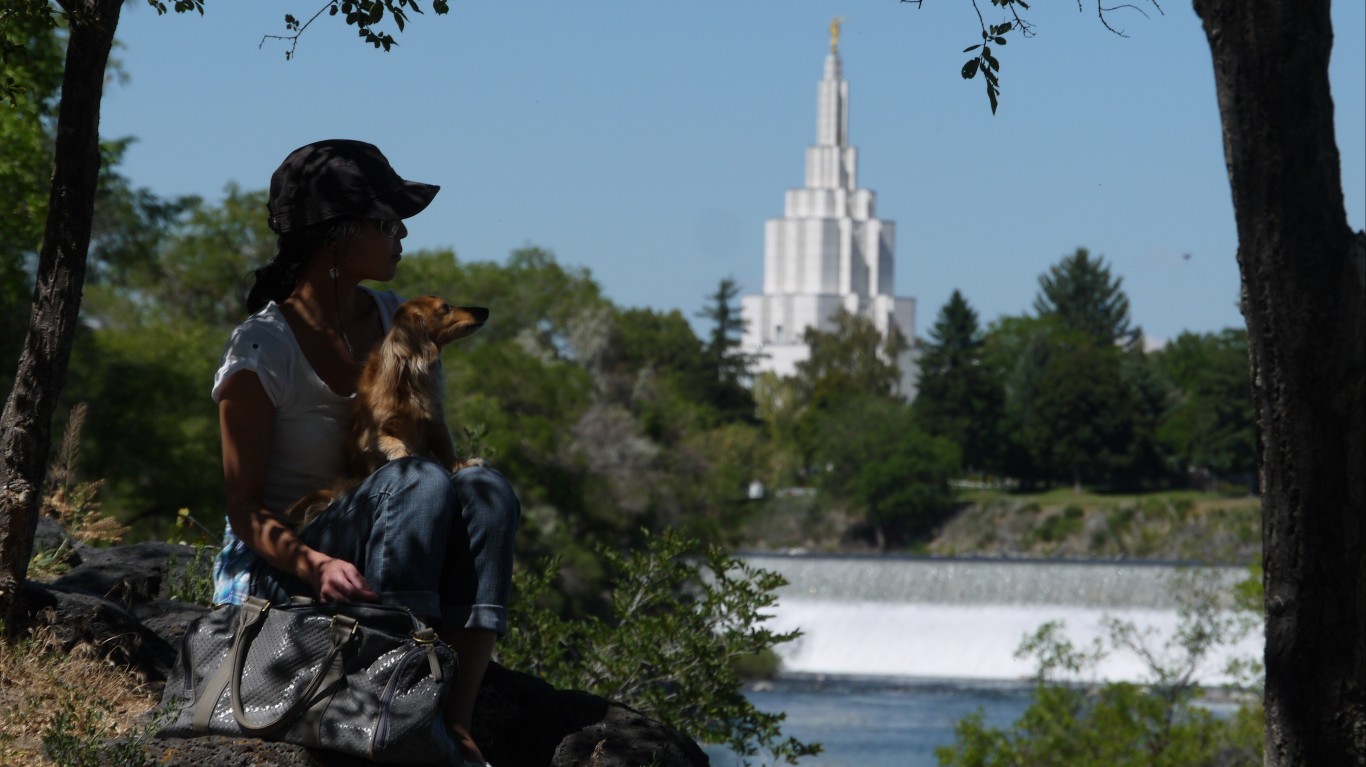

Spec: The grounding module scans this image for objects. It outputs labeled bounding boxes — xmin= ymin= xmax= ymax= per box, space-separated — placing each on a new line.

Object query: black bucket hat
xmin=266 ymin=139 xmax=439 ymax=235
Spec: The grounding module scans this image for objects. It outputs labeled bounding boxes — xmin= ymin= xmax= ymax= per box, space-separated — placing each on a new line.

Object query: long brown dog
xmin=287 ymin=296 xmax=489 ymax=525
xmin=349 ymin=295 xmax=488 ymax=475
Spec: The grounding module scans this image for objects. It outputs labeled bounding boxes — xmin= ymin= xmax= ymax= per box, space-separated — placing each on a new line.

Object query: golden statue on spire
xmin=829 ymin=16 xmax=844 ymax=53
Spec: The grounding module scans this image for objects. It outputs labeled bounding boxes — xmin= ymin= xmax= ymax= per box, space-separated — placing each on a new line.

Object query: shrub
xmin=497 ymin=529 xmax=821 ymax=765
xmin=936 ymin=568 xmax=1263 ymax=767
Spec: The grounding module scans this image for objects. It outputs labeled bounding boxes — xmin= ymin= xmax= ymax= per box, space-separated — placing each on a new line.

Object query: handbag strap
xmin=228 ymin=601 xmax=360 ymax=736
xmin=190 ymin=596 xmax=271 ymax=732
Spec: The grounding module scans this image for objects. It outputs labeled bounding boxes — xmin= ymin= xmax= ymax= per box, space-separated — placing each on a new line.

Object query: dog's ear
xmin=391 ymin=300 xmax=433 ymax=351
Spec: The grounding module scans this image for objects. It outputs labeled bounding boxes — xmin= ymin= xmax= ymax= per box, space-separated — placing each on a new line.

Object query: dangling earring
xmin=329 ymin=253 xmax=354 ymax=358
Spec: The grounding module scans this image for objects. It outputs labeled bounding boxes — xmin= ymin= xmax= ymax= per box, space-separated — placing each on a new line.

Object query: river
xmin=699 ymin=554 xmax=1260 ymax=765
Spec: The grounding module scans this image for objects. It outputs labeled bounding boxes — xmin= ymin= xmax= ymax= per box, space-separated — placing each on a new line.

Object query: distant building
xmin=741 ymin=21 xmax=918 ymax=399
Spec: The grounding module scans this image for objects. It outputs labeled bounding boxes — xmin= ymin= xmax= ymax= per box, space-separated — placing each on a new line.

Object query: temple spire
xmin=742 ymin=21 xmax=919 ymax=398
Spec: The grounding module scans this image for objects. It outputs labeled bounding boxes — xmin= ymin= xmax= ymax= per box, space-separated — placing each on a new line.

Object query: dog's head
xmin=392 ymin=296 xmax=489 ymax=350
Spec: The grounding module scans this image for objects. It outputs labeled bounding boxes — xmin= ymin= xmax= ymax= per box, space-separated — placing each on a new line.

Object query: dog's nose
xmin=461 ymin=307 xmax=490 ymax=325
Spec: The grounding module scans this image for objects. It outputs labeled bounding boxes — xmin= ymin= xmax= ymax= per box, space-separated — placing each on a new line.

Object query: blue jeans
xmin=250 ymin=459 xmax=520 ymax=635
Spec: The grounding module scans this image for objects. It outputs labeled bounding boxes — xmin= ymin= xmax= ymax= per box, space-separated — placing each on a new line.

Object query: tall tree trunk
xmin=0 ymin=0 xmax=123 ymax=622
xmin=1192 ymin=1 xmax=1366 ymax=764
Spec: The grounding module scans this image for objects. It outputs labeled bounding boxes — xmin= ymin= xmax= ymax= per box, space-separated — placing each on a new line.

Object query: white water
xmin=741 ymin=555 xmax=1261 ymax=686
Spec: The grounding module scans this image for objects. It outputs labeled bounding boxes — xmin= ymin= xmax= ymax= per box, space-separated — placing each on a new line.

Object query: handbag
xmin=157 ymin=596 xmax=460 ymax=765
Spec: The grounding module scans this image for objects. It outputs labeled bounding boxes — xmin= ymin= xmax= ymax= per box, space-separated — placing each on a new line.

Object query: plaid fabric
xmin=211 ymin=524 xmax=256 ymax=606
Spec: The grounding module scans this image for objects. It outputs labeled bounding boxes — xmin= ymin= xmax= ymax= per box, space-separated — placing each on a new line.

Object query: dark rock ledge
xmin=11 ymin=537 xmax=708 ymax=767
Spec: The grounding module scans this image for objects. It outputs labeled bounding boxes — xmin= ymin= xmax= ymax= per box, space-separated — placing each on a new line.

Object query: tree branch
xmin=258 ymin=1 xmax=332 ymax=61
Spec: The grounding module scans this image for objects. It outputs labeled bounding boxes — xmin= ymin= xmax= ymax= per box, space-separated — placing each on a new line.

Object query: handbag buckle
xmin=329 ymin=614 xmax=360 ymax=639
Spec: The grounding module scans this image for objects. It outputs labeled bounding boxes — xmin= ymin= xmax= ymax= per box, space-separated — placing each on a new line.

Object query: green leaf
xmin=961 ymin=58 xmax=980 ymax=80
xmin=963 ymin=44 xmax=981 ymax=53
xmin=994 ymin=36 xmax=1007 ymax=45
xmin=988 ymin=83 xmax=999 ymax=114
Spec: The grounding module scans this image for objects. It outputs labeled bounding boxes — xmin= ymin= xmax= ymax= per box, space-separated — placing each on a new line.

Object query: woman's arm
xmin=218 ymin=370 xmax=377 ymax=602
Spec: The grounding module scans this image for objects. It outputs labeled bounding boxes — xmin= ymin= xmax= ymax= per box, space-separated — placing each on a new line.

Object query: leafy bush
xmin=496 ymin=529 xmax=821 ymax=765
xmin=811 ymin=396 xmax=961 ymax=547
xmin=163 ymin=542 xmax=216 ymax=607
xmin=937 ymin=569 xmax=1263 ymax=767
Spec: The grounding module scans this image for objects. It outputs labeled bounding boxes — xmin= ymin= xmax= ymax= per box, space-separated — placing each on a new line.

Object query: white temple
xmin=741 ymin=21 xmax=918 ymax=398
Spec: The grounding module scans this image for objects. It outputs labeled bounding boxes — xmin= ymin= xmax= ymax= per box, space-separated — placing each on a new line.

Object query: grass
xmin=735 ymin=482 xmax=1262 ymax=560
xmin=0 ymin=622 xmax=159 ymax=765
xmin=959 ymin=486 xmax=1259 ymax=513
xmin=4 ymin=405 xmax=166 ymax=764
xmin=932 ymin=486 xmax=1262 ymax=562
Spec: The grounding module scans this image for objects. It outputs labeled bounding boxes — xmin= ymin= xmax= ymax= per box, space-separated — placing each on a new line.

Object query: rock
xmin=134 ymin=598 xmax=210 ymax=650
xmin=471 ymin=662 xmax=706 ymax=766
xmin=12 ymin=581 xmax=177 ymax=682
xmin=136 ymin=735 xmax=376 ymax=766
xmin=552 ymin=704 xmax=711 ymax=767
xmin=142 ymin=669 xmax=708 ymax=767
xmin=15 ymin=542 xmax=711 ymax=767
xmin=54 ymin=541 xmax=207 ymax=605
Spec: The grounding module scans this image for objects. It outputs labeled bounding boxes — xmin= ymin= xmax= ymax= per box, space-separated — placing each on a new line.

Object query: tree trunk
xmin=0 ymin=0 xmax=123 ymax=623
xmin=1192 ymin=1 xmax=1366 ymax=764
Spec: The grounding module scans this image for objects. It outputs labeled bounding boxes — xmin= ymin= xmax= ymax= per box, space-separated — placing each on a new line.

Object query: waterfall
xmin=741 ymin=554 xmax=1261 ymax=685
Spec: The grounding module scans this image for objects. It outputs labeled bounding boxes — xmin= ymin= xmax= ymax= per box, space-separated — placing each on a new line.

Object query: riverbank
xmin=739 ymin=488 xmax=1261 ymax=563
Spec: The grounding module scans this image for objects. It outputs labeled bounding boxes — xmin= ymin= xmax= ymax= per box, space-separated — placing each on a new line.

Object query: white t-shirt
xmin=211 ymin=288 xmax=403 ymax=513
xmin=210 ymin=287 xmax=402 ymax=605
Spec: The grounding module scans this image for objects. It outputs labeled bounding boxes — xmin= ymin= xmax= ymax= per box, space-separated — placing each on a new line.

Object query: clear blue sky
xmin=100 ymin=1 xmax=1365 ymax=346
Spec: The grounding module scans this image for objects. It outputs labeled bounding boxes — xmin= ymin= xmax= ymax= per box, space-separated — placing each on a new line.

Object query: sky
xmin=99 ymin=1 xmax=1365 ymax=347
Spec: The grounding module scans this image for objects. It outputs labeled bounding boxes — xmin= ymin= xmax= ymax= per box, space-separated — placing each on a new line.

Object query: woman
xmin=210 ymin=139 xmax=518 ymax=767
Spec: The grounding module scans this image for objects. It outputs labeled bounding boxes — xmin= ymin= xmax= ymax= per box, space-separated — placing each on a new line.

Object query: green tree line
xmin=914 ymin=248 xmax=1256 ymax=496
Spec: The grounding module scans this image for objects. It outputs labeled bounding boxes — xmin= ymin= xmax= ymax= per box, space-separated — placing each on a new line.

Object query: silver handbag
xmin=157 ymin=596 xmax=459 ymax=765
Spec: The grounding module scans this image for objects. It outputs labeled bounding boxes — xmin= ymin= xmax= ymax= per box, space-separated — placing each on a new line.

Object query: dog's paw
xmin=451 ymin=457 xmax=488 ymax=471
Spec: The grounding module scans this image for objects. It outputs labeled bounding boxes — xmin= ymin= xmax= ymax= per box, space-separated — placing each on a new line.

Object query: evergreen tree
xmin=1034 ymin=248 xmax=1137 ymax=347
xmin=694 ymin=277 xmax=757 ymax=420
xmin=980 ymin=314 xmax=1062 ymax=488
xmin=913 ymin=290 xmax=1002 ymax=472
xmin=696 ymin=277 xmax=745 ymax=376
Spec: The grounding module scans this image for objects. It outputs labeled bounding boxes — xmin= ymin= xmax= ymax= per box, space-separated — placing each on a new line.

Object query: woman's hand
xmin=314 ymin=557 xmax=379 ymax=603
